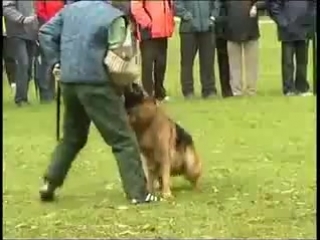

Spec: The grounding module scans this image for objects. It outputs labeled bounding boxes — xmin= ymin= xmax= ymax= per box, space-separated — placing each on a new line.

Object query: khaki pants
xmin=227 ymin=40 xmax=259 ymax=96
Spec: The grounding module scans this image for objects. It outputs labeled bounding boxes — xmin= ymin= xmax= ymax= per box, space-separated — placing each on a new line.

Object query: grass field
xmin=3 ymin=22 xmax=316 ymax=238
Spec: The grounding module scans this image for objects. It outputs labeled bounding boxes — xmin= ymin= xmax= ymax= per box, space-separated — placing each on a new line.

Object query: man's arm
xmin=130 ymin=0 xmax=152 ymax=28
xmin=174 ymin=0 xmax=192 ymax=20
xmin=108 ymin=17 xmax=128 ymax=50
xmin=38 ymin=11 xmax=63 ymax=67
xmin=266 ymin=0 xmax=288 ymax=27
xmin=3 ymin=0 xmax=25 ymax=23
xmin=210 ymin=0 xmax=222 ymax=20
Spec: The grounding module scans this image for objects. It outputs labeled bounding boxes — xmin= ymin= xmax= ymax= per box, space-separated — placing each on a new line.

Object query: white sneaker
xmin=299 ymin=92 xmax=313 ymax=97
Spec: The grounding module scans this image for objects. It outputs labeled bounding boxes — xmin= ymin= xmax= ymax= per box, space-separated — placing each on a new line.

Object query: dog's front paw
xmin=162 ymin=191 xmax=174 ymax=200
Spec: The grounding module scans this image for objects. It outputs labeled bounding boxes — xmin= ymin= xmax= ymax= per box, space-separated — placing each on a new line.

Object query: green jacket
xmin=174 ymin=0 xmax=219 ymax=33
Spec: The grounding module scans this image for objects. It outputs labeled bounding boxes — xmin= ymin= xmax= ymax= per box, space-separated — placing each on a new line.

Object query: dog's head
xmin=123 ymin=82 xmax=147 ymax=110
xmin=123 ymin=82 xmax=159 ymax=127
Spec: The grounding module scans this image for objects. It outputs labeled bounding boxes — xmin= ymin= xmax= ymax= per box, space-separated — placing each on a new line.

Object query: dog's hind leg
xmin=184 ymin=146 xmax=202 ymax=190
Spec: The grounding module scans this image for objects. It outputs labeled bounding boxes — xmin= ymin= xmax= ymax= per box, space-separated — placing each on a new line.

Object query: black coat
xmin=267 ymin=0 xmax=316 ymax=42
xmin=216 ymin=0 xmax=265 ymax=42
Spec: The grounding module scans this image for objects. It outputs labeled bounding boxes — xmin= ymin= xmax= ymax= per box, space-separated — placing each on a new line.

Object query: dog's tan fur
xmin=127 ymin=97 xmax=202 ymax=199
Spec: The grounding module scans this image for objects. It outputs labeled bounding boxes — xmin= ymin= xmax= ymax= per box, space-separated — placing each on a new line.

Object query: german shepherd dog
xmin=123 ymin=83 xmax=202 ymax=199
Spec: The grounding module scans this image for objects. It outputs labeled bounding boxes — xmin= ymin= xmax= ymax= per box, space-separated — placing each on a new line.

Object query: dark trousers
xmin=216 ymin=37 xmax=233 ymax=97
xmin=10 ymin=37 xmax=36 ymax=104
xmin=140 ymin=38 xmax=168 ymax=100
xmin=3 ymin=36 xmax=16 ymax=86
xmin=35 ymin=19 xmax=55 ymax=102
xmin=179 ymin=32 xmax=217 ymax=97
xmin=281 ymin=40 xmax=310 ymax=94
xmin=34 ymin=48 xmax=56 ymax=102
xmin=44 ymin=82 xmax=148 ymax=200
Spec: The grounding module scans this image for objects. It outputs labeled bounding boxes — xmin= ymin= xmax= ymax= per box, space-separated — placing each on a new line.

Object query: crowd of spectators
xmin=2 ymin=0 xmax=316 ymax=107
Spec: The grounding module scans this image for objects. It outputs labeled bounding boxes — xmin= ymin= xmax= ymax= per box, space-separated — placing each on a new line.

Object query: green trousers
xmin=44 ymin=82 xmax=147 ymax=200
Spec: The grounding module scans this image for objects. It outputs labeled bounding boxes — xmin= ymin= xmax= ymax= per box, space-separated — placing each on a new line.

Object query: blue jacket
xmin=38 ymin=0 xmax=125 ymax=84
xmin=267 ymin=0 xmax=316 ymax=42
xmin=174 ymin=0 xmax=219 ymax=33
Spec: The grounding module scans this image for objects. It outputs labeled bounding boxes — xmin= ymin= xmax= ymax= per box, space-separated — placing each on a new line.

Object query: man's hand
xmin=52 ymin=63 xmax=61 ymax=81
xmin=209 ymin=16 xmax=215 ymax=26
xmin=249 ymin=5 xmax=257 ymax=18
xmin=23 ymin=15 xmax=37 ymax=24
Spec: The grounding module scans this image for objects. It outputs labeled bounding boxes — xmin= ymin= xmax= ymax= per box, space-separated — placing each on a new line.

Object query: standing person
xmin=174 ymin=0 xmax=218 ymax=99
xmin=222 ymin=0 xmax=265 ymax=97
xmin=214 ymin=0 xmax=233 ymax=98
xmin=131 ymin=0 xmax=175 ymax=102
xmin=3 ymin=16 xmax=16 ymax=89
xmin=38 ymin=0 xmax=159 ymax=204
xmin=267 ymin=0 xmax=316 ymax=96
xmin=34 ymin=0 xmax=66 ymax=103
xmin=3 ymin=0 xmax=39 ymax=107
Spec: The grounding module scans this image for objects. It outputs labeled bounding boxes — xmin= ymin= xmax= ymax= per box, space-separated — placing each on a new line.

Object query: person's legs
xmin=140 ymin=39 xmax=156 ymax=96
xmin=78 ymin=83 xmax=151 ymax=201
xmin=27 ymin=40 xmax=36 ymax=82
xmin=281 ymin=41 xmax=295 ymax=95
xmin=227 ymin=41 xmax=243 ymax=96
xmin=34 ymin=47 xmax=55 ymax=103
xmin=216 ymin=37 xmax=232 ymax=98
xmin=294 ymin=40 xmax=310 ymax=94
xmin=243 ymin=40 xmax=259 ymax=95
xmin=3 ymin=36 xmax=16 ymax=87
xmin=154 ymin=38 xmax=169 ymax=100
xmin=198 ymin=31 xmax=217 ymax=98
xmin=41 ymin=83 xmax=91 ymax=201
xmin=10 ymin=37 xmax=31 ymax=105
xmin=179 ymin=33 xmax=198 ymax=98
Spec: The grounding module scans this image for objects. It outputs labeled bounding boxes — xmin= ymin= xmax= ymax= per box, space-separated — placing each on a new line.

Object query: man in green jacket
xmin=38 ymin=0 xmax=159 ymax=205
xmin=174 ymin=0 xmax=219 ymax=99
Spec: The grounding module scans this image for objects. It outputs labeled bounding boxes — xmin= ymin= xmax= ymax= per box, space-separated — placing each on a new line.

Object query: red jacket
xmin=35 ymin=0 xmax=65 ymax=23
xmin=131 ymin=0 xmax=175 ymax=41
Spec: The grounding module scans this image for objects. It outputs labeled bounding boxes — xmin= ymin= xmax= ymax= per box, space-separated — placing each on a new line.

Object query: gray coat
xmin=38 ymin=0 xmax=125 ymax=84
xmin=267 ymin=0 xmax=316 ymax=42
xmin=174 ymin=0 xmax=219 ymax=33
xmin=3 ymin=0 xmax=38 ymax=40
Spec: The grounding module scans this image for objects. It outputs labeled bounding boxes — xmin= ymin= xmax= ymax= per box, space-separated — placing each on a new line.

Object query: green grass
xmin=3 ymin=23 xmax=316 ymax=238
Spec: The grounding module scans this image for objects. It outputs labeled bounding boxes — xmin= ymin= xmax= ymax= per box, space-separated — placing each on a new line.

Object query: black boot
xmin=39 ymin=181 xmax=57 ymax=202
